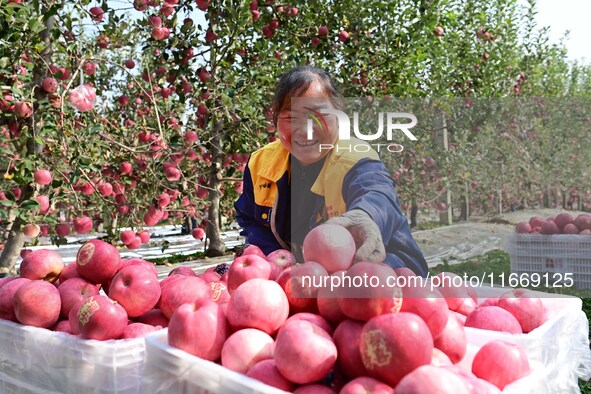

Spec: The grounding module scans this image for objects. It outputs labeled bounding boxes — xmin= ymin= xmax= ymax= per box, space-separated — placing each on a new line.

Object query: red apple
xmin=53 ymin=320 xmax=73 ymax=334
xmin=563 ymin=223 xmax=579 ymax=234
xmin=221 ymin=328 xmax=275 ymax=374
xmin=168 ymin=266 xmax=197 ymax=277
xmin=74 ymin=217 xmax=93 ymax=234
xmin=0 ymin=278 xmax=30 ymax=321
xmin=33 ymin=169 xmax=52 ymax=185
xmin=120 ymin=230 xmax=136 ymax=245
xmin=318 ymin=26 xmax=329 ymax=36
xmin=266 ymin=249 xmax=296 ymax=270
xmin=434 ymin=311 xmax=467 ymax=364
xmin=14 ymin=280 xmax=61 ymax=328
xmin=240 ymin=244 xmax=267 ymax=258
xmin=19 ymin=249 xmax=64 ymax=283
xmin=497 ymin=288 xmax=546 ymax=333
xmin=338 ymin=262 xmax=402 ymax=322
xmin=76 ymin=295 xmax=128 ymax=340
xmin=138 ymin=308 xmax=169 ymax=327
xmin=515 ymin=222 xmax=531 ymax=233
xmin=56 ymin=223 xmax=71 ymax=237
xmin=59 ymin=263 xmax=80 ymax=282
xmin=276 ymin=262 xmax=328 ymax=313
xmin=284 ymin=312 xmax=332 ymax=335
xmin=293 ymin=385 xmax=337 ymax=394
xmin=339 ymin=30 xmax=349 ymax=41
xmin=208 ymin=281 xmax=230 ymax=304
xmin=340 ymin=377 xmax=394 ymax=394
xmin=109 ymin=265 xmax=161 ymax=317
xmin=275 ymin=319 xmax=337 ymax=384
xmin=226 ymin=278 xmax=289 ymax=335
xmin=76 ymin=239 xmax=122 ymax=284
xmin=472 ymin=340 xmax=530 ymax=390
xmin=41 ymin=77 xmax=58 ymax=93
xmin=333 ymin=319 xmax=370 ymax=379
xmin=529 ymin=216 xmax=545 ymax=228
xmin=168 ymin=301 xmax=229 ymax=361
xmin=554 ymin=213 xmax=573 ymax=229
xmin=58 ymin=277 xmax=100 ymax=318
xmin=124 ymin=59 xmax=136 ymax=69
xmin=118 ymin=258 xmax=158 ymax=277
xmin=192 ymin=227 xmax=205 ymax=240
xmin=540 ymin=220 xmax=559 ymax=234
xmin=227 ymin=254 xmax=272 ymax=294
xmin=574 ymin=214 xmax=591 ymax=230
xmin=159 ymin=275 xmax=210 ymax=318
xmin=464 ymin=306 xmax=522 ymax=334
xmin=360 ymin=312 xmax=433 ymax=387
xmin=432 ymin=348 xmax=453 ymax=366
xmin=122 ymin=322 xmax=159 ymax=339
xmin=400 ymin=284 xmax=449 ymax=339
xmin=23 ymin=223 xmax=41 ymax=238
xmin=303 ymin=224 xmax=355 ymax=273
xmin=396 ymin=365 xmax=469 ymax=394
xmin=246 ymin=359 xmax=294 ymax=391
xmin=317 ymin=278 xmax=347 ymax=326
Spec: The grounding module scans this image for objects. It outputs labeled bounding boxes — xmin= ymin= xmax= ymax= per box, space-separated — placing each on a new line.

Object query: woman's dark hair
xmin=272 ymin=66 xmax=344 ymax=125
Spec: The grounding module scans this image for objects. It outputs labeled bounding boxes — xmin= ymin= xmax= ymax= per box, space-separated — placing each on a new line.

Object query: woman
xmin=234 ymin=66 xmax=428 ymax=276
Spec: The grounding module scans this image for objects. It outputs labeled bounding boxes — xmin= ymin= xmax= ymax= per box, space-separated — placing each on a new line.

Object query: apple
xmin=36 ymin=195 xmax=50 ymax=215
xmin=22 ymin=223 xmax=40 ymax=238
xmin=124 ymin=59 xmax=135 ymax=69
xmin=395 ymin=365 xmax=469 ymax=394
xmin=340 ymin=377 xmax=394 ymax=394
xmin=303 ymin=224 xmax=355 ymax=273
xmin=515 ymin=222 xmax=531 ymax=233
xmin=41 ymin=77 xmax=58 ymax=93
xmin=529 ymin=216 xmax=545 ymax=228
xmin=574 ymin=214 xmax=591 ymax=230
xmin=221 ymin=328 xmax=275 ymax=374
xmin=432 ymin=348 xmax=453 ymax=366
xmin=89 ymin=6 xmax=104 ymax=22
xmin=432 ymin=272 xmax=470 ymax=311
xmin=246 ymin=359 xmax=294 ymax=391
xmin=120 ymin=161 xmax=133 ymax=174
xmin=138 ymin=308 xmax=169 ymax=327
xmin=227 ymin=254 xmax=272 ymax=294
xmin=56 ymin=223 xmax=71 ymax=237
xmin=293 ymin=385 xmax=337 ymax=394
xmin=455 ymin=297 xmax=477 ymax=316
xmin=76 ymin=239 xmax=122 ymax=285
xmin=59 ymin=263 xmax=80 ymax=282
xmin=497 ymin=288 xmax=546 ymax=333
xmin=14 ymin=101 xmax=32 ymax=118
xmin=266 ymin=249 xmax=296 ymax=270
xmin=360 ymin=312 xmax=433 ymax=387
xmin=58 ymin=277 xmax=100 ymax=318
xmin=276 ymin=262 xmax=328 ymax=313
xmin=472 ymin=340 xmax=530 ymax=390
xmin=240 ymin=244 xmax=267 ymax=258
xmin=318 ymin=26 xmax=329 ymax=36
xmin=464 ymin=306 xmax=522 ymax=334
xmin=20 ymin=249 xmax=32 ymax=259
xmin=275 ymin=320 xmax=337 ymax=384
xmin=14 ymin=280 xmax=61 ymax=328
xmin=434 ymin=311 xmax=467 ymax=364
xmin=199 ymin=269 xmax=222 ymax=284
xmin=118 ymin=258 xmax=158 ymax=277
xmin=0 ymin=278 xmax=30 ymax=321
xmin=554 ymin=213 xmax=573 ymax=229
xmin=0 ymin=277 xmax=16 ymax=289
xmin=109 ymin=265 xmax=161 ymax=317
xmin=137 ymin=230 xmax=150 ymax=243
xmin=283 ymin=312 xmax=333 ymax=336
xmin=444 ymin=365 xmax=501 ymax=394
xmin=76 ymin=295 xmax=128 ymax=340
xmin=34 ymin=169 xmax=52 ymax=185
xmin=333 ymin=319 xmax=370 ymax=379
xmin=69 ymin=84 xmax=96 ymax=112
xmin=338 ymin=262 xmax=402 ymax=321
xmin=122 ymin=322 xmax=159 ymax=339
xmin=226 ymin=278 xmax=289 ymax=335
xmin=540 ymin=220 xmax=559 ymax=235
xmin=159 ymin=275 xmax=210 ymax=318
xmin=400 ymin=285 xmax=449 ymax=339
xmin=339 ymin=30 xmax=349 ymax=41
xmin=168 ymin=266 xmax=197 ymax=277
xmin=53 ymin=320 xmax=74 ymax=334
xmin=19 ymin=249 xmax=64 ymax=282
xmin=208 ymin=281 xmax=230 ymax=304
xmin=316 ymin=273 xmax=347 ymax=326
xmin=563 ymin=223 xmax=579 ymax=234
xmin=120 ymin=230 xmax=136 ymax=245
xmin=74 ymin=217 xmax=93 ymax=234
xmin=168 ymin=301 xmax=229 ymax=361
xmin=433 ymin=26 xmax=445 ymax=37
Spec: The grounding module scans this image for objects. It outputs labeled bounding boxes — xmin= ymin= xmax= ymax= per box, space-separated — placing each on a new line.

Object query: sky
xmin=519 ymin=0 xmax=591 ymax=63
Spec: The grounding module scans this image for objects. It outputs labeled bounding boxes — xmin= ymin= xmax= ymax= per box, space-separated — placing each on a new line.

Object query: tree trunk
xmin=205 ymin=123 xmax=225 ymax=257
xmin=497 ymin=188 xmax=503 ymax=214
xmin=460 ymin=181 xmax=469 ymax=221
xmin=0 ymin=217 xmax=25 ymax=276
xmin=410 ymin=200 xmax=418 ymax=228
xmin=543 ymin=187 xmax=550 ymax=208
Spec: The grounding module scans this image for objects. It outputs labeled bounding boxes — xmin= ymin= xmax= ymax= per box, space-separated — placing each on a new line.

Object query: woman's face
xmin=276 ymin=81 xmax=339 ymax=166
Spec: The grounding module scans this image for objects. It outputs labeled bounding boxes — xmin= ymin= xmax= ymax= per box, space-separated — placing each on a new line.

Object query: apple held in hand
xmin=303 ymin=224 xmax=355 ymax=273
xmin=19 ymin=249 xmax=64 ymax=283
xmin=168 ymin=301 xmax=229 ymax=361
xmin=109 ymin=265 xmax=161 ymax=317
xmin=472 ymin=340 xmax=530 ymax=390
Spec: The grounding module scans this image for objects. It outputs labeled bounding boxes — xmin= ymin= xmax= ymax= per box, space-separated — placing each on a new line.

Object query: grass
xmin=430 ymin=250 xmax=591 ymax=392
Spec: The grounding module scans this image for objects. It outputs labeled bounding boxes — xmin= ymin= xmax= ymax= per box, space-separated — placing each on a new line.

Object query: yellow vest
xmin=248 ymin=138 xmax=379 ymax=218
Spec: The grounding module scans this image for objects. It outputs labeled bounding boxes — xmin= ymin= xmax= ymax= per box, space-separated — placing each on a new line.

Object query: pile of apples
xmin=515 ymin=213 xmax=591 ymax=235
xmin=166 ymin=224 xmax=545 ymax=393
xmin=0 ymin=240 xmax=170 ymax=340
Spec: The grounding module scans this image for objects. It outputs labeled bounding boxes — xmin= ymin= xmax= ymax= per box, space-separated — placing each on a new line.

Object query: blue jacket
xmin=234 ymin=139 xmax=428 ymax=277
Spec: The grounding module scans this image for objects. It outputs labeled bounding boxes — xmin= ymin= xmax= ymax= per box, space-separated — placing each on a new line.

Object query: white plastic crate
xmin=465 ymin=285 xmax=591 ymax=393
xmin=0 ymin=319 xmax=148 ymax=394
xmin=142 ymin=329 xmax=287 ymax=394
xmin=507 ymin=233 xmax=591 ymax=289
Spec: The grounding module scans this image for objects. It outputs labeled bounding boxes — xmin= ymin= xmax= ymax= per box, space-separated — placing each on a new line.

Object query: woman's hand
xmin=325 ymin=209 xmax=386 ymax=263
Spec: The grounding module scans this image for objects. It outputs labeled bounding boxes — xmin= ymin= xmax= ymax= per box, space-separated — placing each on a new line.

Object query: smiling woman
xmin=234 ymin=66 xmax=428 ymax=277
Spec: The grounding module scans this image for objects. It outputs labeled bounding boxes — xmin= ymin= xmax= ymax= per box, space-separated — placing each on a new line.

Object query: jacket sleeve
xmin=234 ymin=160 xmax=283 ymax=256
xmin=341 ymin=158 xmax=428 ymax=276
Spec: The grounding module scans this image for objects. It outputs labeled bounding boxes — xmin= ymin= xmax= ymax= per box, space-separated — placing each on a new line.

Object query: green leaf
xmin=0 ymin=199 xmax=14 ymax=207
xmin=20 ymin=200 xmax=40 ymax=210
